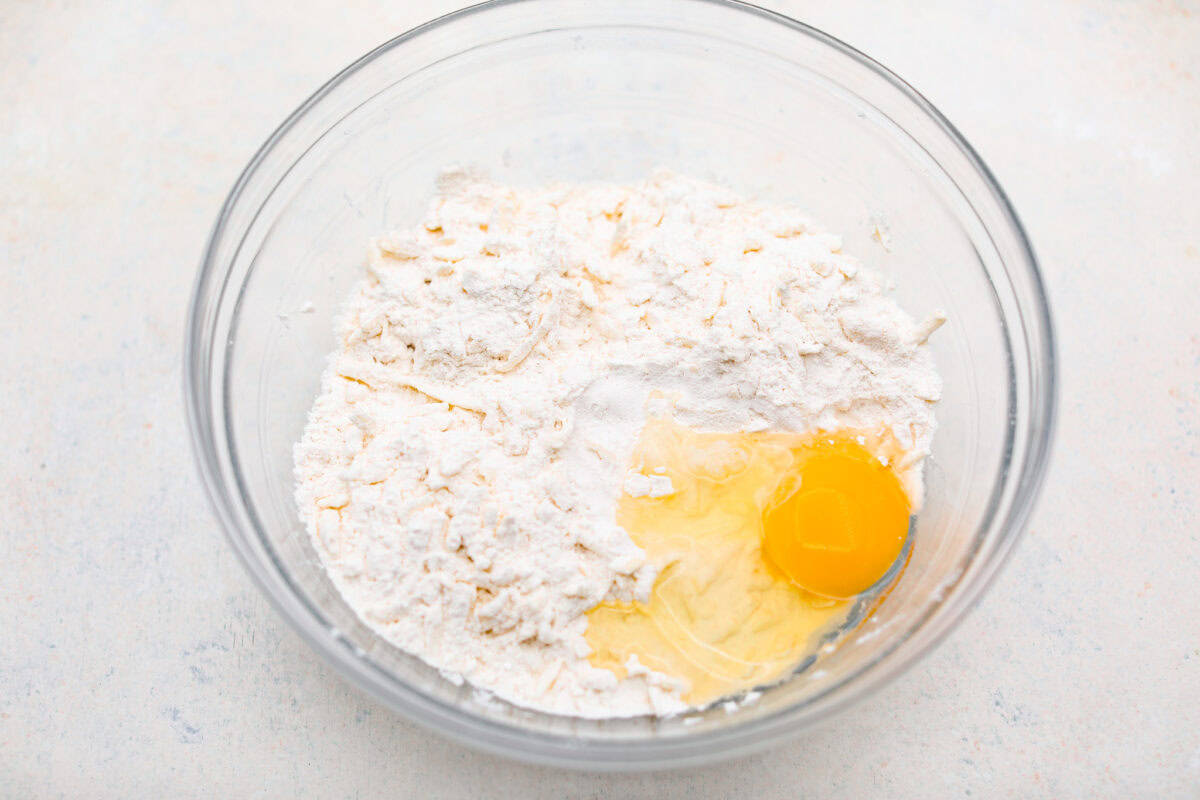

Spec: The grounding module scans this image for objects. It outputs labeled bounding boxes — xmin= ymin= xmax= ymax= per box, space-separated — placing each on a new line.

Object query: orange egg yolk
xmin=762 ymin=438 xmax=911 ymax=599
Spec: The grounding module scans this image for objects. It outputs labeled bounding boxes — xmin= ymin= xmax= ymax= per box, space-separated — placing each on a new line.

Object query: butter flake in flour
xmin=294 ymin=168 xmax=943 ymax=718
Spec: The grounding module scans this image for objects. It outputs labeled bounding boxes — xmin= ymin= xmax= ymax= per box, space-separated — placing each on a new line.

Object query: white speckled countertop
xmin=3 ymin=1 xmax=1198 ymax=796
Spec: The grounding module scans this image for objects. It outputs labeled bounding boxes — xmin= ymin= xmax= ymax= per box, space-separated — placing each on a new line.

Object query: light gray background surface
xmin=3 ymin=1 xmax=1198 ymax=796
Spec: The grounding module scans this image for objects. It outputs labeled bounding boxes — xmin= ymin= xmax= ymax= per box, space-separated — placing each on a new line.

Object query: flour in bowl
xmin=293 ymin=169 xmax=943 ymax=717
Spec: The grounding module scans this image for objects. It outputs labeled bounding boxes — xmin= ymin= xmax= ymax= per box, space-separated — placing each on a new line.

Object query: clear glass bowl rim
xmin=183 ymin=0 xmax=1057 ymax=770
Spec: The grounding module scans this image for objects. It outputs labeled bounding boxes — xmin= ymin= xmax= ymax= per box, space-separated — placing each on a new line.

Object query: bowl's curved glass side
xmin=186 ymin=0 xmax=1054 ymax=768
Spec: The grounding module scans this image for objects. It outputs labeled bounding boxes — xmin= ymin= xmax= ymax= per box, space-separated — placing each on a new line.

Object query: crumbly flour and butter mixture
xmin=294 ymin=169 xmax=944 ymax=718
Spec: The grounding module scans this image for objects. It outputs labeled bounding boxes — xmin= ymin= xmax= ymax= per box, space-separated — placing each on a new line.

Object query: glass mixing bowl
xmin=184 ymin=0 xmax=1056 ymax=769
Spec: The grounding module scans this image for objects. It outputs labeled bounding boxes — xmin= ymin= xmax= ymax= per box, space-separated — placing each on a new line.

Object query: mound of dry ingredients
xmin=294 ymin=169 xmax=944 ymax=718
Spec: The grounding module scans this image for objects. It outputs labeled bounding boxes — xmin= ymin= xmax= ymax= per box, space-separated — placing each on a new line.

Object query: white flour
xmin=294 ymin=169 xmax=943 ymax=717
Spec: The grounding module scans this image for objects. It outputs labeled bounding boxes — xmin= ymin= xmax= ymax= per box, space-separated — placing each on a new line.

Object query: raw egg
xmin=585 ymin=419 xmax=913 ymax=707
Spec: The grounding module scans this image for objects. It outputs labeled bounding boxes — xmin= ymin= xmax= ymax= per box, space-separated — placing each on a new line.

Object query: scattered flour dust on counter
xmin=294 ymin=168 xmax=944 ymax=718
